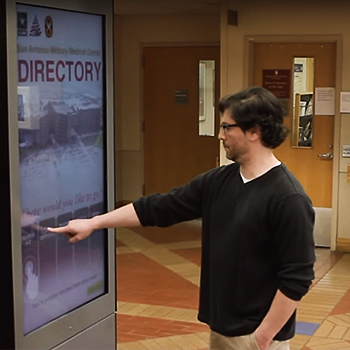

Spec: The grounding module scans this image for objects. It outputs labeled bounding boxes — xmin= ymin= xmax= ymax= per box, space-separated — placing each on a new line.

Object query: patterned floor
xmin=116 ymin=220 xmax=350 ymax=350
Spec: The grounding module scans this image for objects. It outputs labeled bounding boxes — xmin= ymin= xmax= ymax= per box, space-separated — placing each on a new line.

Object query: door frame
xmin=244 ymin=35 xmax=342 ymax=251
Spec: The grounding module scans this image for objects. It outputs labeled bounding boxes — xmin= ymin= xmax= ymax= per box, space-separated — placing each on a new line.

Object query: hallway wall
xmin=114 ymin=1 xmax=350 ymax=250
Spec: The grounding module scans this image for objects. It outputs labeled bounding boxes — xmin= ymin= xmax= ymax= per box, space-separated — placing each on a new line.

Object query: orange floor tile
xmin=117 ymin=252 xmax=199 ymax=309
xmin=117 ymin=314 xmax=209 ymax=342
xmin=172 ymin=247 xmax=201 ymax=266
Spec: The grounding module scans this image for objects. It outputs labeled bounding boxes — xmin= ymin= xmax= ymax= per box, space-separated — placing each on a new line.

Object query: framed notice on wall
xmin=262 ymin=69 xmax=291 ymax=99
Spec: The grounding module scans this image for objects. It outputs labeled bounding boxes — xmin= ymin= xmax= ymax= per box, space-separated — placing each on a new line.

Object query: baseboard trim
xmin=336 ymin=238 xmax=350 ymax=253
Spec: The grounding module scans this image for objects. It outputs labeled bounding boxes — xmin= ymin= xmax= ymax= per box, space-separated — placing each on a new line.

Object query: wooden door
xmin=252 ymin=43 xmax=336 ymax=208
xmin=143 ymin=46 xmax=220 ymax=195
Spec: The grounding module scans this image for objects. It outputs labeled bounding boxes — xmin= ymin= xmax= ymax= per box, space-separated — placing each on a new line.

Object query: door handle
xmin=318 ymin=152 xmax=334 ymax=160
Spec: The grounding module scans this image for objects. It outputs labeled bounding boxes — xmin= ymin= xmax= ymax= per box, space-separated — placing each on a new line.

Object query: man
xmin=49 ymin=86 xmax=315 ymax=350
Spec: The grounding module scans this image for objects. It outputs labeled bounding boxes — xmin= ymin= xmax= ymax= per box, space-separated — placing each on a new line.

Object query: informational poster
xmin=293 ymin=63 xmax=306 ymax=94
xmin=17 ymin=4 xmax=107 ymax=334
xmin=315 ymin=87 xmax=335 ymax=115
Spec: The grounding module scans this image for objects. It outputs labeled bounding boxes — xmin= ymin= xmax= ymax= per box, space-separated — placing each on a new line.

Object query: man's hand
xmin=47 ymin=203 xmax=141 ymax=244
xmin=254 ymin=330 xmax=271 ymax=350
xmin=47 ymin=218 xmax=96 ymax=244
xmin=253 ymin=290 xmax=299 ymax=350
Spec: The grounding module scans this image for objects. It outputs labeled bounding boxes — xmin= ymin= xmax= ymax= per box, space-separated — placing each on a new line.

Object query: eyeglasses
xmin=219 ymin=123 xmax=240 ymax=134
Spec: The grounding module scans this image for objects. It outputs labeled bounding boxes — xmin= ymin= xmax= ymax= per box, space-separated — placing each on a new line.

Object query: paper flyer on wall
xmin=17 ymin=4 xmax=107 ymax=334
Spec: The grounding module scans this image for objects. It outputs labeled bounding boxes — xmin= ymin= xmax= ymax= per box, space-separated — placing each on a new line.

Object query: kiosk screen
xmin=17 ymin=4 xmax=107 ymax=335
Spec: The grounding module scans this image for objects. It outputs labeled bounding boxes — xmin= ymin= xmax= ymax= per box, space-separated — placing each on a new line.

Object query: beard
xmin=224 ymin=147 xmax=238 ymax=162
xmin=223 ymin=143 xmax=246 ymax=164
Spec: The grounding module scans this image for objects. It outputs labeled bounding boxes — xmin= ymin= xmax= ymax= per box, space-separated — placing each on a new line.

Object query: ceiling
xmin=114 ymin=0 xmax=223 ymax=15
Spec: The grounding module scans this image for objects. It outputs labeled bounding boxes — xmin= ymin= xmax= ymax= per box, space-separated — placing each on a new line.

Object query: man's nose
xmin=218 ymin=129 xmax=225 ymax=140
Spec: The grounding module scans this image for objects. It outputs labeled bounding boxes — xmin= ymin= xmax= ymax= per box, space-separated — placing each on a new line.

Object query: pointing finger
xmin=47 ymin=226 xmax=68 ymax=233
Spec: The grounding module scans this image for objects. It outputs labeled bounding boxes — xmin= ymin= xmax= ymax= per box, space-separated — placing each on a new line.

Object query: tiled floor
xmin=116 ymin=220 xmax=350 ymax=350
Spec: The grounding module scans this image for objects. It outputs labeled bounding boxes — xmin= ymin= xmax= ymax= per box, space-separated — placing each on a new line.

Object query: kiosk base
xmin=53 ymin=313 xmax=115 ymax=350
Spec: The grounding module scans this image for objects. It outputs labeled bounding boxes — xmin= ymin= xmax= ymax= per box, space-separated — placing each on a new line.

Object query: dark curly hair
xmin=218 ymin=86 xmax=289 ymax=149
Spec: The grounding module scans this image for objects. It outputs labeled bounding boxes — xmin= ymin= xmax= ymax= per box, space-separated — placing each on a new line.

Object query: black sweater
xmin=133 ymin=163 xmax=315 ymax=340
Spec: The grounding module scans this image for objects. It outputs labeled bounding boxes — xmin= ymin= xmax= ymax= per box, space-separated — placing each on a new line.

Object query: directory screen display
xmin=17 ymin=4 xmax=107 ymax=334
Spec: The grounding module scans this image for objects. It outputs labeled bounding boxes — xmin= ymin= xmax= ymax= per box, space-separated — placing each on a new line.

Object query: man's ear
xmin=249 ymin=124 xmax=262 ymax=140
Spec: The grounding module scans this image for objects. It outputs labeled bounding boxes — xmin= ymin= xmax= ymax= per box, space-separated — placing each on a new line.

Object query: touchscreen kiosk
xmin=5 ymin=0 xmax=115 ymax=349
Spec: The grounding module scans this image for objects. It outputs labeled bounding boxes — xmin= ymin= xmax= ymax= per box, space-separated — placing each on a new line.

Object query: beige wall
xmin=114 ymin=13 xmax=220 ymax=203
xmin=220 ymin=0 xmax=350 ymax=246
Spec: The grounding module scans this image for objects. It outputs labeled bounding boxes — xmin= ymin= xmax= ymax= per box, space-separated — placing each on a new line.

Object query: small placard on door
xmin=175 ymin=90 xmax=189 ymax=104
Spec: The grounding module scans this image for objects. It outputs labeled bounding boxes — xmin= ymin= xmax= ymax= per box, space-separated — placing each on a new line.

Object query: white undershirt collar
xmin=240 ymin=162 xmax=281 ymax=183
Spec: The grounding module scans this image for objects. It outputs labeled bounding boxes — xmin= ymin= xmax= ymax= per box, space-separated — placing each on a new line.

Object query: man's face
xmin=218 ymin=109 xmax=250 ymax=163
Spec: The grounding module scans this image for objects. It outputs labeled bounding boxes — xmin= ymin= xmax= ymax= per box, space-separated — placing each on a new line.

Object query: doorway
xmin=251 ymin=42 xmax=336 ymax=246
xmin=143 ymin=46 xmax=220 ymax=195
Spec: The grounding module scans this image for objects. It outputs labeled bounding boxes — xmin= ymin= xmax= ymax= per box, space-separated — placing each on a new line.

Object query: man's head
xmin=218 ymin=86 xmax=288 ymax=149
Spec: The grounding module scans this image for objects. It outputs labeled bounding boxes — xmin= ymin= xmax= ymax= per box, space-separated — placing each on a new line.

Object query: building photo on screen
xmin=17 ymin=4 xmax=108 ymax=335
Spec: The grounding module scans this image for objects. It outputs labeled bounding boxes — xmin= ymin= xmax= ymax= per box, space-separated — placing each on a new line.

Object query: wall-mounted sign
xmin=342 ymin=145 xmax=350 ymax=158
xmin=262 ymin=69 xmax=291 ymax=99
xmin=340 ymin=92 xmax=350 ymax=113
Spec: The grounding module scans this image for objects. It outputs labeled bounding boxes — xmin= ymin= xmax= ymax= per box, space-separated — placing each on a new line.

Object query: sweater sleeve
xmin=132 ymin=170 xmax=211 ymax=227
xmin=274 ymin=194 xmax=316 ymax=301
